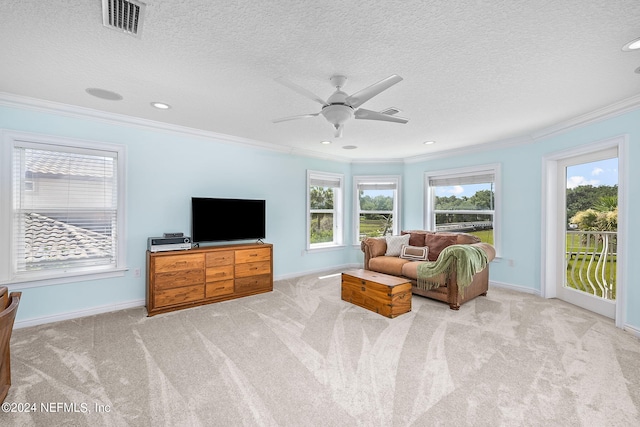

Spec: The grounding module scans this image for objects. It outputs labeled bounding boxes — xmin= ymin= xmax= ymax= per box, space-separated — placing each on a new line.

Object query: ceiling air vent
xmin=102 ymin=0 xmax=146 ymax=38
xmin=379 ymin=107 xmax=402 ymax=116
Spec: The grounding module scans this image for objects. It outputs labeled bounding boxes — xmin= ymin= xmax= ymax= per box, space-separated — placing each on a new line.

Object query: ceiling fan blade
xmin=334 ymin=124 xmax=344 ymax=138
xmin=354 ymin=108 xmax=409 ymax=124
xmin=275 ymin=77 xmax=328 ymax=106
xmin=345 ymin=75 xmax=403 ymax=108
xmin=272 ymin=112 xmax=320 ymax=123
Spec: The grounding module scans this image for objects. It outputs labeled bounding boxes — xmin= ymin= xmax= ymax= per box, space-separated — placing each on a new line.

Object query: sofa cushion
xmin=385 ymin=234 xmax=410 ymax=256
xmin=401 ymin=230 xmax=432 ymax=246
xmin=424 ymin=234 xmax=458 ymax=261
xmin=401 ymin=262 xmax=448 ymax=286
xmin=369 ymin=256 xmax=410 ymax=276
xmin=434 ymin=231 xmax=481 ymax=245
xmin=399 ymin=244 xmax=428 ymax=261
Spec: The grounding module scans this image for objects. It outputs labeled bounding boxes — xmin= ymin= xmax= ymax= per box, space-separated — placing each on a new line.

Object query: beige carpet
xmin=3 ymin=271 xmax=640 ymax=426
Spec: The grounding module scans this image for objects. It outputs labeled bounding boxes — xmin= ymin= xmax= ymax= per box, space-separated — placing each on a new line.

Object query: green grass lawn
xmin=468 ymin=229 xmax=493 ymax=245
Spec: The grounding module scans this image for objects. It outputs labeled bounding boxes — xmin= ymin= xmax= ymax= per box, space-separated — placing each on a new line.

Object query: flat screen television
xmin=191 ymin=197 xmax=266 ymax=243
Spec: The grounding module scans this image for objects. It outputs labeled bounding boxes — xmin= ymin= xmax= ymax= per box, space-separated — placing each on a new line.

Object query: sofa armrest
xmin=470 ymin=242 xmax=496 ymax=262
xmin=360 ymin=237 xmax=387 ymax=269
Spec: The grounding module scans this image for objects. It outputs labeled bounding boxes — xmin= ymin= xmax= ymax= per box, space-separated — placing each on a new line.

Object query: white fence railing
xmin=565 ymin=231 xmax=617 ymax=300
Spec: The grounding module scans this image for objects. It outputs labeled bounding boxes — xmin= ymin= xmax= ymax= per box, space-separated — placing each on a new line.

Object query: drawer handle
xmin=361 ymin=286 xmax=366 ymax=291
xmin=250 ymin=254 xmax=258 ymax=257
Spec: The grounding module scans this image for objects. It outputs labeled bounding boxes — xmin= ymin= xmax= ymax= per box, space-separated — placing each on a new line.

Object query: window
xmin=0 ymin=132 xmax=126 ymax=285
xmin=354 ymin=176 xmax=400 ymax=241
xmin=425 ymin=164 xmax=500 ymax=248
xmin=307 ymin=171 xmax=344 ymax=249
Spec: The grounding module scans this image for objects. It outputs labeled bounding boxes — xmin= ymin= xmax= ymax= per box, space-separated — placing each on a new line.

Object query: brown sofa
xmin=360 ymin=230 xmax=496 ymax=310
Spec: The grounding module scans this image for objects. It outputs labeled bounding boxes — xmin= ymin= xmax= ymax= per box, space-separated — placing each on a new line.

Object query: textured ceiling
xmin=1 ymin=0 xmax=639 ymax=160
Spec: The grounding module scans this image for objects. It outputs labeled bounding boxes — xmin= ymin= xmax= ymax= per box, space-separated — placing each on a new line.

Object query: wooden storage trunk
xmin=341 ymin=269 xmax=411 ymax=318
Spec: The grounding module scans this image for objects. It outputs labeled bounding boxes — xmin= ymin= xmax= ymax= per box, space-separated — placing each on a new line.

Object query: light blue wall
xmin=404 ymin=108 xmax=640 ymax=329
xmin=2 ymin=103 xmax=639 ymax=331
xmin=0 ymin=105 xmax=358 ymax=323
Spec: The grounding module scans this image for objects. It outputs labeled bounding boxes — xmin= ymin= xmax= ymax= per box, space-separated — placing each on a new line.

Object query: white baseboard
xmin=624 ymin=323 xmax=640 ymax=338
xmin=489 ymin=280 xmax=541 ymax=296
xmin=14 ymin=299 xmax=146 ymax=329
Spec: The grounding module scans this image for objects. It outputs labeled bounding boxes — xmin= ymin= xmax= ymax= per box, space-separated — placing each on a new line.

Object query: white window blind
xmin=357 ymin=182 xmax=397 ymax=191
xmin=12 ymin=143 xmax=119 ymax=275
xmin=310 ymin=177 xmax=341 ymax=188
xmin=429 ymin=172 xmax=495 ymax=187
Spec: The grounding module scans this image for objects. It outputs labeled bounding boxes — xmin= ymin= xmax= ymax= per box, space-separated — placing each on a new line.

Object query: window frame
xmin=306 ymin=170 xmax=344 ymax=251
xmin=424 ymin=163 xmax=501 ymax=255
xmin=0 ymin=131 xmax=127 ymax=289
xmin=353 ymin=175 xmax=401 ymax=243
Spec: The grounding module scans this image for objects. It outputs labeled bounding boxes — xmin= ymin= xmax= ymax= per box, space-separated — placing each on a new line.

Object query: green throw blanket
xmin=416 ymin=244 xmax=488 ymax=296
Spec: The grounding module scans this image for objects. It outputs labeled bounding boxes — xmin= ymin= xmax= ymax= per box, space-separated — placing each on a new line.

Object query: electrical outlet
xmin=508 ymin=259 xmax=515 ymax=267
xmin=134 ymin=268 xmax=141 ymax=277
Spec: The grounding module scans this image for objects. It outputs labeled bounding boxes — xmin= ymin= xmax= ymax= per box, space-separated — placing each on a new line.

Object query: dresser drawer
xmin=155 ymin=284 xmax=205 ymax=308
xmin=235 ymin=248 xmax=271 ymax=264
xmin=206 ymin=251 xmax=234 ymax=267
xmin=206 ymin=265 xmax=234 ymax=282
xmin=235 ymin=274 xmax=272 ymax=294
xmin=206 ymin=279 xmax=234 ymax=298
xmin=155 ymin=253 xmax=204 ymax=272
xmin=155 ymin=268 xmax=204 ymax=290
xmin=235 ymin=260 xmax=270 ymax=278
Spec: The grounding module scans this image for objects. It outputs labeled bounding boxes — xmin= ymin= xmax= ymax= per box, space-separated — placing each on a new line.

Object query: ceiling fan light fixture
xmin=321 ymin=104 xmax=354 ymax=125
xmin=622 ymin=37 xmax=640 ymax=51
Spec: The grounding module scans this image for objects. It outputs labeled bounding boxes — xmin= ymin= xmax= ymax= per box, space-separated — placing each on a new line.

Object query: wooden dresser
xmin=146 ymin=243 xmax=272 ymax=316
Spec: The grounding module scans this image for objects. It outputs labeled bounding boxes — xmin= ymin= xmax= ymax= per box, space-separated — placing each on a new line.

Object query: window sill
xmin=307 ymin=244 xmax=346 ymax=253
xmin=2 ymin=268 xmax=128 ymax=290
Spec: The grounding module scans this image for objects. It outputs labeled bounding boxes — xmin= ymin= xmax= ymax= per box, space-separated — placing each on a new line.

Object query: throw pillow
xmin=385 ymin=234 xmax=411 ymax=256
xmin=424 ymin=234 xmax=458 ymax=261
xmin=399 ymin=244 xmax=428 ymax=261
xmin=401 ymin=230 xmax=429 ymax=247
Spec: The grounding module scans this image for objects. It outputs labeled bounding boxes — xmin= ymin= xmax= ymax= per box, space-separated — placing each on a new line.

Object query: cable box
xmin=148 ymin=236 xmax=192 ymax=252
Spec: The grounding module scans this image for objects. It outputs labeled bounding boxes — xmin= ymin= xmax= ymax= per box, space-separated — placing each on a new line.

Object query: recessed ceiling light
xmin=423 ymin=141 xmax=436 ymax=145
xmin=151 ymin=102 xmax=171 ymax=109
xmin=86 ymin=88 xmax=123 ymax=101
xmin=342 ymin=145 xmax=358 ymax=150
xmin=635 ymin=66 xmax=640 ymax=74
xmin=622 ymin=37 xmax=640 ymax=51
xmin=320 ymin=140 xmax=331 ymax=145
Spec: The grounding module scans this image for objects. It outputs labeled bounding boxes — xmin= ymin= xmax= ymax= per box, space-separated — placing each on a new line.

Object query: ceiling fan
xmin=273 ymin=74 xmax=408 ymax=138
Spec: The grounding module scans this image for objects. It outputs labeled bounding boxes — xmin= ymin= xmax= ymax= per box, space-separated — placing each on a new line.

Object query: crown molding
xmin=2 ymin=91 xmax=639 ymax=165
xmin=403 ymin=134 xmax=533 ymax=164
xmin=531 ymin=92 xmax=640 ymax=140
xmin=403 ymin=92 xmax=640 ymax=164
xmin=0 ymin=92 xmax=359 ymax=163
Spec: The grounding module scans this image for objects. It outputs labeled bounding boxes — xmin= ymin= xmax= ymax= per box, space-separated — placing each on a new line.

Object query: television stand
xmin=146 ymin=242 xmax=273 ymax=316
